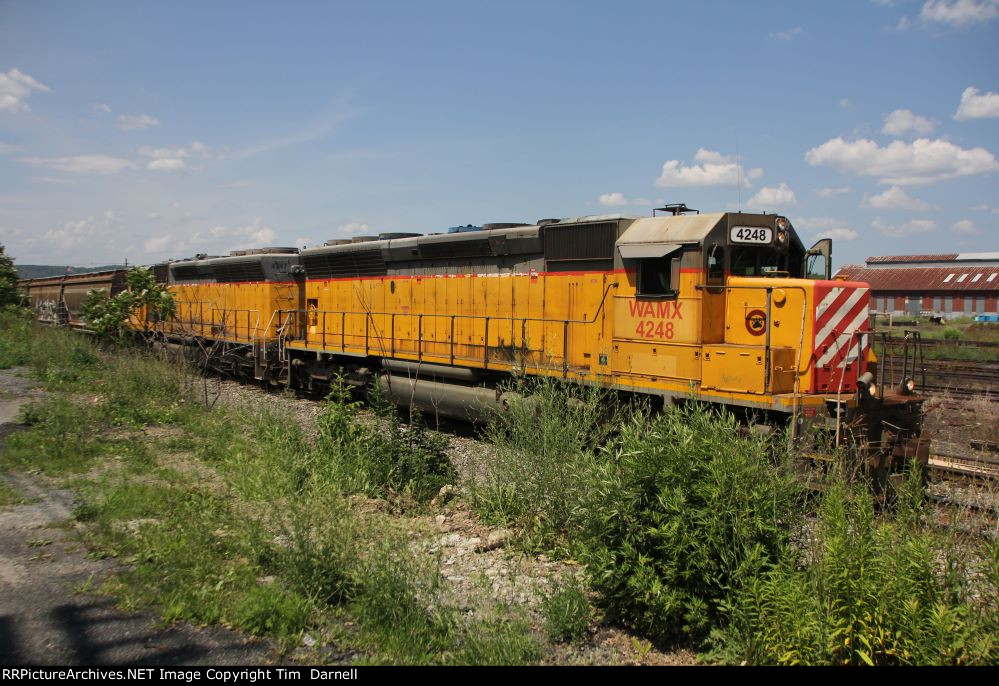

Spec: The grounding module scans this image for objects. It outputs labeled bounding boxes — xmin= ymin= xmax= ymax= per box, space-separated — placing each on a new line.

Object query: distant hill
xmin=15 ymin=264 xmax=126 ymax=280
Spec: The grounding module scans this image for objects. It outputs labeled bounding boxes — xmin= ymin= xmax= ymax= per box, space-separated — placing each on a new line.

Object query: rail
xmin=275 ymin=282 xmax=618 ymax=378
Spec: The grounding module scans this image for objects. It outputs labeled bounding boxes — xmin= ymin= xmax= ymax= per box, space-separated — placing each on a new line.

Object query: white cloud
xmin=816 ymin=186 xmax=851 ymax=197
xmin=139 ymin=145 xmax=187 ymax=159
xmin=117 ymin=113 xmax=159 ymax=130
xmin=794 ymin=217 xmax=840 ymax=230
xmin=141 ymin=141 xmax=210 ymax=158
xmin=140 ymin=141 xmax=210 ymax=171
xmin=146 ymin=158 xmax=187 ymax=172
xmin=599 ymin=192 xmax=629 ymax=207
xmin=920 ymin=0 xmax=999 ymax=27
xmin=970 ymin=203 xmax=999 ymax=214
xmin=864 ymin=185 xmax=933 ymax=210
xmin=185 ymin=218 xmax=281 ymax=251
xmin=872 ymin=217 xmax=938 ymax=236
xmin=955 ymin=86 xmax=999 ymax=120
xmin=20 ymin=154 xmax=136 ymax=175
xmin=656 ymin=148 xmax=762 ymax=188
xmin=249 ymin=226 xmax=276 ymax=244
xmin=32 ymin=210 xmax=121 ymax=252
xmin=882 ymin=109 xmax=935 ymax=135
xmin=769 ymin=26 xmax=802 ymax=40
xmin=597 ymin=193 xmax=649 ymax=207
xmin=337 ymin=222 xmax=370 ymax=236
xmin=293 ymin=236 xmax=313 ymax=249
xmin=0 ymin=68 xmax=50 ymax=113
xmin=93 ymin=103 xmax=111 ymax=114
xmin=839 ymin=98 xmax=853 ymax=109
xmin=794 ymin=217 xmax=858 ymax=241
xmin=816 ymin=227 xmax=859 ymax=241
xmin=891 ymin=15 xmax=913 ymax=31
xmin=0 ymin=142 xmax=22 ymax=155
xmin=747 ymin=183 xmax=797 ymax=209
xmin=951 ymin=219 xmax=978 ymax=233
xmin=804 ymin=136 xmax=999 ymax=185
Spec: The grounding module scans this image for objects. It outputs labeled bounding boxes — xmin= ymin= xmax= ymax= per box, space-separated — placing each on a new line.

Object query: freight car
xmin=21 ymin=269 xmax=129 ymax=329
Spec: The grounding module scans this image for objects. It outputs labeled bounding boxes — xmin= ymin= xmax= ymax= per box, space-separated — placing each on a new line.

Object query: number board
xmin=730 ymin=226 xmax=773 ymax=244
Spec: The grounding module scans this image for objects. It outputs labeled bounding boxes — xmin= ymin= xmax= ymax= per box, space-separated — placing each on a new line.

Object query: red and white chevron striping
xmin=813 ymin=284 xmax=870 ymax=392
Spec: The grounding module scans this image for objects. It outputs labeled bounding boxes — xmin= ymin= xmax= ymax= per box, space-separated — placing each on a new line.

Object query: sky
xmin=1 ymin=0 xmax=997 ymax=269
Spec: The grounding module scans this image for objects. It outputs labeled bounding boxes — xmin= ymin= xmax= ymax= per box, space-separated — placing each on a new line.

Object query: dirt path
xmin=0 ymin=368 xmax=278 ymax=666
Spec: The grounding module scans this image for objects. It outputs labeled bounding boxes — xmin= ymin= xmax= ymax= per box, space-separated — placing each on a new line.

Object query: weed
xmin=0 ymin=479 xmax=25 ymax=506
xmin=541 ymin=578 xmax=590 ymax=643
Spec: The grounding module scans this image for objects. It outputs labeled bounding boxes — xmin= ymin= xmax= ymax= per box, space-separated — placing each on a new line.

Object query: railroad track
xmin=929 ymin=454 xmax=999 ymax=479
xmin=873 ymin=356 xmax=999 ymax=400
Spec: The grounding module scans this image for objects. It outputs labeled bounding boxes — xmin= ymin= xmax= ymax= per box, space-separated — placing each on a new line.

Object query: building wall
xmin=868 ymin=291 xmax=999 ymax=318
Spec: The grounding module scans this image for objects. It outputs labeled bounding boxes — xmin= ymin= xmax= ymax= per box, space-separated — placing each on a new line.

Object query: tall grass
xmin=314 ymin=379 xmax=455 ymax=504
xmin=472 ymin=377 xmax=616 ymax=543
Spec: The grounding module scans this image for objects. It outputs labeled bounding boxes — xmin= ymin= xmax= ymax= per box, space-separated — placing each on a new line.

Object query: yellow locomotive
xmin=21 ymin=205 xmax=928 ymax=478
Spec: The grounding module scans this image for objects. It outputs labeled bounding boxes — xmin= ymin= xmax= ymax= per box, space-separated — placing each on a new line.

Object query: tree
xmin=82 ymin=267 xmax=176 ymax=339
xmin=0 ymin=244 xmax=24 ymax=308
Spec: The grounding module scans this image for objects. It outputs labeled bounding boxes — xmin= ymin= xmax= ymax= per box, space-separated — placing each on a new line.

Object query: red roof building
xmin=835 ymin=253 xmax=999 ymax=319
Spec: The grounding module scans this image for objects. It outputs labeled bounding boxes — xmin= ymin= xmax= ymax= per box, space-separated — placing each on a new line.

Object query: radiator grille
xmin=544 ymin=222 xmax=617 ymax=262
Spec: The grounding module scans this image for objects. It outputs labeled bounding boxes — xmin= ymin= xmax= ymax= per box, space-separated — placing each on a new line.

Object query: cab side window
xmin=707 ymin=244 xmax=725 ymax=286
xmin=637 ymin=253 xmax=681 ymax=297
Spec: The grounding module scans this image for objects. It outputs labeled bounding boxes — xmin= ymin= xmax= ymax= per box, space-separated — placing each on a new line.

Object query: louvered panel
xmin=213 ymin=260 xmax=266 ymax=283
xmin=302 ymin=249 xmax=387 ymax=279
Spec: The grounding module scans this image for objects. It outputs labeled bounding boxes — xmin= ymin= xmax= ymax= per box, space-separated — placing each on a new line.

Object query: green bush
xmin=712 ymin=471 xmax=999 ymax=665
xmin=942 ymin=327 xmax=963 ymax=340
xmin=580 ymin=403 xmax=804 ymax=644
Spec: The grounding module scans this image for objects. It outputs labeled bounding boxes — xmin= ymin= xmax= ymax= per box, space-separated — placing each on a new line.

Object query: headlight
xmin=776 ymin=228 xmax=788 ymax=244
xmin=776 ymin=217 xmax=789 ymax=231
xmin=858 ymin=371 xmax=876 ymax=397
xmin=900 ymin=378 xmax=916 ymax=395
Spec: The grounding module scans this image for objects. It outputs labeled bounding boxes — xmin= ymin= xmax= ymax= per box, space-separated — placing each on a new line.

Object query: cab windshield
xmin=730 ymin=246 xmax=798 ymax=277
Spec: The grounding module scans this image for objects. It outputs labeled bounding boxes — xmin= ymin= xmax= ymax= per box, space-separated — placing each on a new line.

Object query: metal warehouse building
xmin=836 ymin=253 xmax=999 ymax=319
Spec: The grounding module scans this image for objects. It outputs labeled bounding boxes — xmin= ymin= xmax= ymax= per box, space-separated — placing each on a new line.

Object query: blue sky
xmin=1 ymin=0 xmax=997 ymax=268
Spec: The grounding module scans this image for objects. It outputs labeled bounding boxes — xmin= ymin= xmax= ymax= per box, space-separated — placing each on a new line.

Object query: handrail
xmin=276 ymin=282 xmax=620 ymax=377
